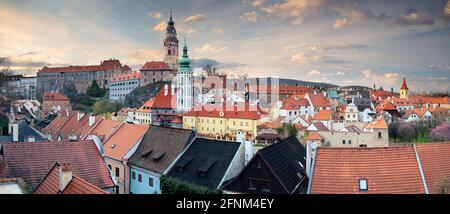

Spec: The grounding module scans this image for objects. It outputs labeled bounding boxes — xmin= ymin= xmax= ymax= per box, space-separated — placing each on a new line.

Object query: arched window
xmin=168 ymin=49 xmax=171 ymax=55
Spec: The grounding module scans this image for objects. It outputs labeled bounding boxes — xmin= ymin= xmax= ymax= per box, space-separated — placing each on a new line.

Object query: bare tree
xmin=203 ymin=64 xmax=217 ymax=76
xmin=0 ymin=57 xmax=14 ymax=95
xmin=398 ymin=123 xmax=417 ymax=142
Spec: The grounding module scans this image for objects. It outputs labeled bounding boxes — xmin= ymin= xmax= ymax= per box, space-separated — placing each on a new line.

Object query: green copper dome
xmin=179 ymin=41 xmax=191 ymax=68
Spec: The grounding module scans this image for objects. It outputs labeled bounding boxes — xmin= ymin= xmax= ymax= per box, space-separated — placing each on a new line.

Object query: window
xmin=146 ymin=177 xmax=154 ymax=187
xmin=248 ymin=179 xmax=257 ymax=190
xmin=132 ymin=172 xmax=136 ymax=180
xmin=138 ymin=174 xmax=142 ymax=182
xmin=359 ymin=179 xmax=368 ymax=191
xmin=378 ymin=132 xmax=382 ymax=139
xmin=260 ymin=181 xmax=271 ymax=192
xmin=115 ymin=167 xmax=120 ymax=177
xmin=108 ymin=164 xmax=112 ymax=170
xmin=348 ymin=140 xmax=352 ymax=144
xmin=342 ymin=140 xmax=346 ymax=144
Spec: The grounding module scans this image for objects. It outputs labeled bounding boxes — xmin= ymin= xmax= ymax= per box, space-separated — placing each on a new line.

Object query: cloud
xmin=290 ymin=52 xmax=349 ymax=65
xmin=428 ymin=76 xmax=449 ymax=81
xmin=393 ymin=8 xmax=434 ymax=26
xmin=195 ymin=44 xmax=228 ymax=53
xmin=127 ymin=49 xmax=163 ymax=65
xmin=294 ymin=43 xmax=368 ymax=52
xmin=261 ymin=0 xmax=325 ymax=25
xmin=213 ymin=28 xmax=225 ymax=35
xmin=250 ymin=0 xmax=265 ymax=7
xmin=240 ymin=11 xmax=258 ymax=23
xmin=444 ymin=1 xmax=450 ymax=22
xmin=153 ymin=21 xmax=166 ymax=32
xmin=184 ymin=14 xmax=205 ymax=23
xmin=427 ymin=64 xmax=450 ymax=71
xmin=152 ymin=12 xmax=162 ymax=19
xmin=307 ymin=69 xmax=321 ymax=76
xmin=383 ymin=73 xmax=399 ymax=78
xmin=190 ymin=58 xmax=246 ymax=70
xmin=332 ymin=3 xmax=388 ymax=29
xmin=177 ymin=26 xmax=197 ymax=34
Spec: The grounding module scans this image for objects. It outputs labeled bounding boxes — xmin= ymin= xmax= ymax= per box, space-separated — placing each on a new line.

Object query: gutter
xmin=306 ymin=151 xmax=317 ymax=194
xmin=413 ymin=144 xmax=429 ymax=194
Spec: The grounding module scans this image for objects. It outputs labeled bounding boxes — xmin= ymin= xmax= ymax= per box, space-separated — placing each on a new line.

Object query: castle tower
xmin=176 ymin=40 xmax=193 ymax=112
xmin=163 ymin=11 xmax=179 ymax=70
xmin=400 ymin=77 xmax=409 ymax=99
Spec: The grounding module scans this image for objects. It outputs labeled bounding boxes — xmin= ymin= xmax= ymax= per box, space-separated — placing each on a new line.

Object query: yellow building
xmin=183 ymin=103 xmax=268 ymax=141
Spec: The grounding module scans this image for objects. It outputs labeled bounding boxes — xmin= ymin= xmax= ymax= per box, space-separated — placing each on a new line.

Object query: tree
xmin=0 ymin=113 xmax=8 ymax=135
xmin=276 ymin=123 xmax=297 ymax=139
xmin=160 ymin=175 xmax=221 ymax=194
xmin=124 ymin=81 xmax=164 ymax=108
xmin=92 ymin=99 xmax=123 ymax=115
xmin=437 ymin=177 xmax=450 ymax=194
xmin=430 ymin=122 xmax=450 ymax=141
xmin=397 ymin=123 xmax=416 ymax=142
xmin=203 ymin=64 xmax=217 ymax=76
xmin=87 ymin=80 xmax=106 ymax=98
xmin=388 ymin=121 xmax=401 ymax=141
xmin=60 ymin=80 xmax=79 ymax=99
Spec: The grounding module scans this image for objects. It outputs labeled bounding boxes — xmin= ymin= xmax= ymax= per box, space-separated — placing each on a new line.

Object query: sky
xmin=1 ymin=0 xmax=449 ymax=93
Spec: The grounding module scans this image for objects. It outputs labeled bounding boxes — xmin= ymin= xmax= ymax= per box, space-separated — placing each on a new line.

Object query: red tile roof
xmin=400 ymin=78 xmax=408 ymax=90
xmin=184 ymin=103 xmax=267 ymax=120
xmin=306 ymin=132 xmax=323 ymax=141
xmin=137 ymin=99 xmax=155 ymax=112
xmin=308 ymin=93 xmax=330 ymax=107
xmin=151 ymin=85 xmax=177 ymax=109
xmin=311 ymin=109 xmax=331 ymax=121
xmin=409 ymin=96 xmax=450 ymax=105
xmin=103 ymin=124 xmax=149 ymax=161
xmin=42 ymin=92 xmax=69 ymax=101
xmin=110 ymin=72 xmax=141 ymax=83
xmin=140 ymin=61 xmax=171 ymax=70
xmin=34 ymin=163 xmax=108 ymax=194
xmin=310 ymin=146 xmax=425 ymax=194
xmin=415 ymin=143 xmax=450 ymax=194
xmin=38 ymin=59 xmax=131 ymax=74
xmin=2 ymin=141 xmax=114 ymax=190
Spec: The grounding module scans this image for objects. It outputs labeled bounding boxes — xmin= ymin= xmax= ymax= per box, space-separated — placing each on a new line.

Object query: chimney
xmin=77 ymin=112 xmax=85 ymax=121
xmin=66 ymin=109 xmax=69 ymax=117
xmin=59 ymin=163 xmax=73 ymax=192
xmin=12 ymin=123 xmax=19 ymax=142
xmin=89 ymin=114 xmax=95 ymax=126
xmin=313 ymin=90 xmax=317 ymax=95
xmin=164 ymin=84 xmax=168 ymax=96
xmin=244 ymin=140 xmax=254 ymax=164
xmin=236 ymin=131 xmax=245 ymax=143
xmin=306 ymin=142 xmax=318 ymax=178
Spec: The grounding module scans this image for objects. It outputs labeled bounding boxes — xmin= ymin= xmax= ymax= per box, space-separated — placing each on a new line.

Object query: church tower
xmin=400 ymin=77 xmax=409 ymax=99
xmin=163 ymin=11 xmax=179 ymax=70
xmin=176 ymin=40 xmax=193 ymax=112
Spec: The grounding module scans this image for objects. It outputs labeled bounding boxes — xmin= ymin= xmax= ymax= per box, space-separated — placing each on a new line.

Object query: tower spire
xmin=170 ymin=8 xmax=172 ymax=21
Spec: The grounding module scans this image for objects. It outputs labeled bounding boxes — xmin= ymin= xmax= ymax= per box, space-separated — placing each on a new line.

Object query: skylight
xmin=359 ymin=179 xmax=368 ymax=192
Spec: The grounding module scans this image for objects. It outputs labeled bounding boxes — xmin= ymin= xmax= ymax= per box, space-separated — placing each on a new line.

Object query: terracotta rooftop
xmin=151 ymin=85 xmax=177 ymax=109
xmin=137 ymin=99 xmax=154 ymax=112
xmin=34 ymin=163 xmax=108 ymax=194
xmin=38 ymin=59 xmax=131 ymax=74
xmin=306 ymin=132 xmax=323 ymax=141
xmin=311 ymin=109 xmax=332 ymax=121
xmin=42 ymin=92 xmax=69 ymax=101
xmin=310 ymin=146 xmax=425 ymax=194
xmin=415 ymin=143 xmax=450 ymax=194
xmin=110 ymin=72 xmax=141 ymax=83
xmin=2 ymin=141 xmax=114 ymax=190
xmin=103 ymin=123 xmax=149 ymax=161
xmin=308 ymin=93 xmax=330 ymax=107
xmin=140 ymin=61 xmax=171 ymax=70
xmin=87 ymin=118 xmax=121 ymax=140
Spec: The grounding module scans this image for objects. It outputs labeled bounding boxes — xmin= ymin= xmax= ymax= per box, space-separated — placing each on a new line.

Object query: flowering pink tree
xmin=430 ymin=122 xmax=450 ymax=141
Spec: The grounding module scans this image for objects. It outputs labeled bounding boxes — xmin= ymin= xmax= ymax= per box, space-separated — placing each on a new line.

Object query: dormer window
xmin=359 ymin=179 xmax=368 ymax=192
